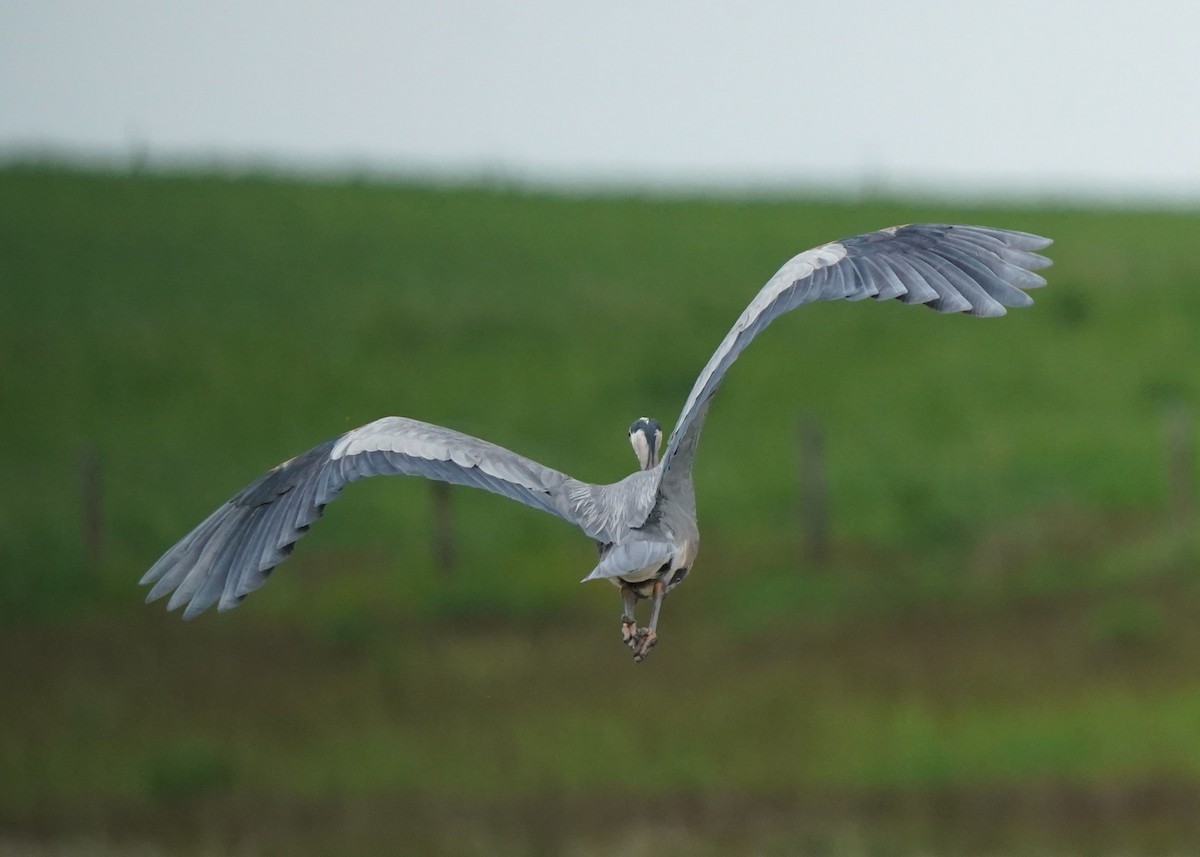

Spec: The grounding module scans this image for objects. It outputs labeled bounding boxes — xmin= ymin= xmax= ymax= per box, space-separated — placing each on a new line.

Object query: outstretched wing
xmin=660 ymin=224 xmax=1053 ymax=477
xmin=141 ymin=416 xmax=657 ymax=619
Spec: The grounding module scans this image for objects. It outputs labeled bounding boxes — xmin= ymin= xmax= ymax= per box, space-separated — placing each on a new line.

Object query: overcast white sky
xmin=3 ymin=0 xmax=1199 ymax=200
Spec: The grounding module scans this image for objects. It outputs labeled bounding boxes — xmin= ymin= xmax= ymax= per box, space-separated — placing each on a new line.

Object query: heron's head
xmin=628 ymin=417 xmax=663 ymax=470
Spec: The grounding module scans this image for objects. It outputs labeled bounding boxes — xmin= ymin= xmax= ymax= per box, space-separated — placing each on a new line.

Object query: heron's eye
xmin=670 ymin=567 xmax=689 ymax=586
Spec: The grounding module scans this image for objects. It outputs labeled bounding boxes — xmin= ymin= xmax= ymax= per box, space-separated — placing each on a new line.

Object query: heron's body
xmin=602 ymin=469 xmax=698 ymax=595
xmin=142 ymin=224 xmax=1052 ymax=662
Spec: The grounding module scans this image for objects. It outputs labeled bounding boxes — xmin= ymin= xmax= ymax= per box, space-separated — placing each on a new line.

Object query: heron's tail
xmin=581 ymin=540 xmax=673 ymax=582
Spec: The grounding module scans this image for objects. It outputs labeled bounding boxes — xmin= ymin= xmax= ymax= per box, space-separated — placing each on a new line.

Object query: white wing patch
xmin=739 ymin=242 xmax=847 ymax=332
xmin=673 ymin=241 xmax=847 ymax=430
xmin=331 ymin=417 xmax=543 ymax=490
xmin=333 ymin=418 xmax=464 ymax=462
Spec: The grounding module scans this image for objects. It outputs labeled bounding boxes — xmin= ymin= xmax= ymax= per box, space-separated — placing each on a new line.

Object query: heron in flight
xmin=142 ymin=224 xmax=1052 ymax=662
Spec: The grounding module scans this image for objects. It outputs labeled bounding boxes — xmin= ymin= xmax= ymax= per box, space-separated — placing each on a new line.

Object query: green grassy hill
xmin=4 ymin=165 xmax=1200 ymax=854
xmin=4 ymin=166 xmax=1198 ymax=623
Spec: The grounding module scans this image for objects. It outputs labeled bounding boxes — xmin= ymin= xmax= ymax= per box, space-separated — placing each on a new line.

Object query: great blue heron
xmin=142 ymin=224 xmax=1052 ymax=661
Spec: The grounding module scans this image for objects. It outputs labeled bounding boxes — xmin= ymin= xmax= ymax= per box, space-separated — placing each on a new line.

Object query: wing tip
xmin=217 ymin=593 xmax=246 ymax=613
xmin=967 ymin=303 xmax=1009 ymax=319
xmin=1007 ymin=231 xmax=1054 ymax=252
xmin=954 ymin=225 xmax=1054 ymax=253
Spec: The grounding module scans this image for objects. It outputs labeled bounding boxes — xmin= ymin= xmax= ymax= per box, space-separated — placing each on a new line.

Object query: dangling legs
xmin=620 ymin=583 xmax=638 ymax=647
xmin=632 ymin=580 xmax=666 ymax=663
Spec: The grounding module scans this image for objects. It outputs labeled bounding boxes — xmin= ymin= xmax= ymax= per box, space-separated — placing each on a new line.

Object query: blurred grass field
xmin=4 ymin=164 xmax=1200 ymax=854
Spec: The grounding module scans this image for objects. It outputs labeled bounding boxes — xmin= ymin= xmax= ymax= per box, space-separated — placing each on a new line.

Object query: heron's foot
xmin=631 ymin=628 xmax=657 ymax=663
xmin=621 ymin=619 xmax=638 ymax=648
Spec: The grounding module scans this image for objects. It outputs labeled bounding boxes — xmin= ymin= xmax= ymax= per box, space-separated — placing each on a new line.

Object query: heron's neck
xmin=630 ymin=433 xmax=658 ymax=470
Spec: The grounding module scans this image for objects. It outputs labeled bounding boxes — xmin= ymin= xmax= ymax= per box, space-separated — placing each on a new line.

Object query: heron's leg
xmin=632 ymin=580 xmax=666 ymax=663
xmin=620 ymin=583 xmax=638 ymax=647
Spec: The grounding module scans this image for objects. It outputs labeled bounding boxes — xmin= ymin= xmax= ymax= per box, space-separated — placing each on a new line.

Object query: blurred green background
xmin=4 ymin=164 xmax=1200 ymax=855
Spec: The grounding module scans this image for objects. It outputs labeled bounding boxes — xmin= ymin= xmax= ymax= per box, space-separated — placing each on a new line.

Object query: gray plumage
xmin=142 ymin=223 xmax=1051 ymax=656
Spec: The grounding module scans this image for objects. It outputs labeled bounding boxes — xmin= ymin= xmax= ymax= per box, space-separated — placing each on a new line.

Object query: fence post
xmin=798 ymin=416 xmax=829 ymax=564
xmin=80 ymin=443 xmax=105 ymax=568
xmin=1165 ymin=404 xmax=1196 ymax=526
xmin=430 ymin=481 xmax=457 ymax=574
